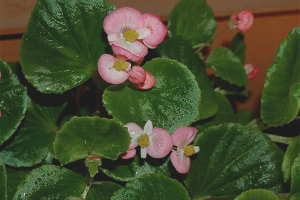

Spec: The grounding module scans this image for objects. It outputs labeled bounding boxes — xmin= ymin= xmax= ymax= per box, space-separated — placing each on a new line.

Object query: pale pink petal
xmin=112 ymin=44 xmax=144 ymax=62
xmin=248 ymin=67 xmax=260 ymax=80
xmin=143 ymin=120 xmax=153 ymax=135
xmin=142 ymin=13 xmax=167 ymax=49
xmin=134 ymin=72 xmax=155 ymax=90
xmin=103 ymin=7 xmax=144 ymax=35
xmin=170 ymin=151 xmax=191 ymax=174
xmin=111 ymin=40 xmax=148 ymax=58
xmin=128 ymin=66 xmax=146 ymax=84
xmin=107 ymin=32 xmax=122 ymax=42
xmin=136 ymin=28 xmax=151 ymax=39
xmin=237 ymin=11 xmax=254 ymax=32
xmin=119 ymin=149 xmax=136 ymax=159
xmin=123 ymin=122 xmax=143 ymax=149
xmin=140 ymin=147 xmax=147 ymax=158
xmin=194 ymin=146 xmax=200 ymax=153
xmin=171 ymin=127 xmax=198 ymax=147
xmin=244 ymin=63 xmax=254 ymax=75
xmin=147 ymin=128 xmax=173 ymax=158
xmin=98 ymin=54 xmax=130 ymax=84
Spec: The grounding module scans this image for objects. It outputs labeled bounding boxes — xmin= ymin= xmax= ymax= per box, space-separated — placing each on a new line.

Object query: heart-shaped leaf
xmin=86 ymin=182 xmax=121 ymax=200
xmin=103 ymin=58 xmax=201 ymax=133
xmin=0 ymin=157 xmax=7 ymax=200
xmin=53 ymin=117 xmax=131 ymax=165
xmin=19 ymin=0 xmax=116 ymax=93
xmin=234 ymin=189 xmax=279 ymax=200
xmin=185 ymin=123 xmax=284 ymax=199
xmin=206 ymin=47 xmax=248 ymax=86
xmin=13 ymin=165 xmax=87 ymax=200
xmin=111 ymin=174 xmax=190 ymax=200
xmin=261 ymin=26 xmax=300 ymax=126
xmin=167 ymin=0 xmax=217 ymax=47
xmin=156 ymin=36 xmax=218 ymax=119
xmin=230 ymin=33 xmax=246 ymax=64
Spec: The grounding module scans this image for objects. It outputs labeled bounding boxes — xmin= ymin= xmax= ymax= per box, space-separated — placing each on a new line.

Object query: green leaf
xmin=0 ymin=58 xmax=13 ymax=83
xmin=86 ymin=182 xmax=121 ymax=200
xmin=261 ymin=26 xmax=300 ymax=126
xmin=85 ymin=157 xmax=102 ymax=178
xmin=100 ymin=154 xmax=172 ymax=182
xmin=111 ymin=174 xmax=191 ymax=200
xmin=206 ymin=47 xmax=248 ymax=86
xmin=103 ymin=58 xmax=201 ymax=133
xmin=0 ymin=99 xmax=66 ymax=167
xmin=156 ymin=36 xmax=218 ymax=119
xmin=282 ymin=136 xmax=300 ymax=184
xmin=230 ymin=33 xmax=246 ymax=64
xmin=234 ymin=189 xmax=279 ymax=200
xmin=234 ymin=110 xmax=255 ymax=125
xmin=167 ymin=0 xmax=217 ymax=47
xmin=19 ymin=0 xmax=116 ymax=93
xmin=214 ymin=77 xmax=249 ymax=97
xmin=185 ymin=123 xmax=284 ymax=198
xmin=290 ymin=154 xmax=300 ymax=199
xmin=0 ymin=157 xmax=7 ymax=200
xmin=13 ymin=165 xmax=87 ymax=200
xmin=53 ymin=117 xmax=131 ymax=165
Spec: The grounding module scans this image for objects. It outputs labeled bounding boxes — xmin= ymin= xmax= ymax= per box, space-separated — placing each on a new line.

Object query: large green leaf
xmin=103 ymin=58 xmax=201 ymax=133
xmin=86 ymin=182 xmax=121 ymax=200
xmin=290 ymin=154 xmax=300 ymax=199
xmin=167 ymin=0 xmax=217 ymax=47
xmin=100 ymin=153 xmax=172 ymax=182
xmin=53 ymin=117 xmax=131 ymax=165
xmin=19 ymin=0 xmax=116 ymax=93
xmin=0 ymin=99 xmax=66 ymax=167
xmin=261 ymin=26 xmax=300 ymax=126
xmin=234 ymin=189 xmax=279 ymax=200
xmin=111 ymin=174 xmax=190 ymax=200
xmin=13 ymin=165 xmax=87 ymax=200
xmin=185 ymin=123 xmax=284 ymax=199
xmin=206 ymin=47 xmax=248 ymax=86
xmin=156 ymin=36 xmax=218 ymax=119
xmin=0 ymin=58 xmax=12 ymax=83
xmin=0 ymin=157 xmax=7 ymax=200
xmin=230 ymin=33 xmax=246 ymax=64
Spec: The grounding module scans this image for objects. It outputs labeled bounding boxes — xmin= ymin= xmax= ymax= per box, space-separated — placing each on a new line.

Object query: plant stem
xmin=266 ymin=134 xmax=294 ymax=145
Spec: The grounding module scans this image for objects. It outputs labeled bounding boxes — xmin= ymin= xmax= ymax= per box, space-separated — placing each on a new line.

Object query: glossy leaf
xmin=156 ymin=36 xmax=218 ymax=119
xmin=230 ymin=33 xmax=246 ymax=64
xmin=234 ymin=189 xmax=279 ymax=200
xmin=0 ymin=58 xmax=12 ymax=83
xmin=111 ymin=174 xmax=190 ymax=200
xmin=0 ymin=99 xmax=66 ymax=167
xmin=86 ymin=182 xmax=121 ymax=200
xmin=261 ymin=26 xmax=300 ymax=126
xmin=206 ymin=47 xmax=248 ymax=86
xmin=100 ymin=154 xmax=172 ymax=182
xmin=0 ymin=156 xmax=7 ymax=200
xmin=53 ymin=117 xmax=131 ymax=165
xmin=103 ymin=58 xmax=201 ymax=133
xmin=167 ymin=0 xmax=217 ymax=47
xmin=234 ymin=109 xmax=255 ymax=125
xmin=185 ymin=123 xmax=284 ymax=198
xmin=13 ymin=165 xmax=86 ymax=200
xmin=290 ymin=154 xmax=300 ymax=199
xmin=19 ymin=0 xmax=116 ymax=93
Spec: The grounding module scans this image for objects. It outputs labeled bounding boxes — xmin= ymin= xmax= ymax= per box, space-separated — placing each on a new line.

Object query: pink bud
xmin=244 ymin=64 xmax=260 ymax=80
xmin=128 ymin=66 xmax=146 ymax=84
xmin=134 ymin=72 xmax=155 ymax=90
xmin=237 ymin=11 xmax=254 ymax=32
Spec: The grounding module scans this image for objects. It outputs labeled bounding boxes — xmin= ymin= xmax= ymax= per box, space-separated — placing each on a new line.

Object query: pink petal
xmin=112 ymin=44 xmax=144 ymax=62
xmin=98 ymin=54 xmax=130 ymax=84
xmin=170 ymin=151 xmax=191 ymax=174
xmin=128 ymin=65 xmax=146 ymax=84
xmin=142 ymin=13 xmax=167 ymax=49
xmin=103 ymin=7 xmax=144 ymax=35
xmin=143 ymin=120 xmax=153 ymax=135
xmin=244 ymin=63 xmax=254 ymax=75
xmin=111 ymin=40 xmax=148 ymax=58
xmin=134 ymin=72 xmax=155 ymax=90
xmin=136 ymin=28 xmax=151 ymax=39
xmin=123 ymin=122 xmax=143 ymax=149
xmin=248 ymin=67 xmax=260 ymax=80
xmin=107 ymin=32 xmax=121 ymax=42
xmin=119 ymin=149 xmax=136 ymax=159
xmin=237 ymin=10 xmax=254 ymax=32
xmin=147 ymin=128 xmax=173 ymax=158
xmin=171 ymin=127 xmax=198 ymax=147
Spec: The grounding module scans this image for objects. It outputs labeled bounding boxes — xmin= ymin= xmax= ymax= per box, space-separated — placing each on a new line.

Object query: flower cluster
xmin=121 ymin=120 xmax=200 ymax=174
xmin=229 ymin=10 xmax=254 ymax=32
xmin=244 ymin=63 xmax=260 ymax=80
xmin=98 ymin=7 xmax=167 ymax=89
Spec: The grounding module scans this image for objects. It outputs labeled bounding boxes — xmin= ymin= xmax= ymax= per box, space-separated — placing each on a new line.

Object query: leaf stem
xmin=266 ymin=134 xmax=294 ymax=145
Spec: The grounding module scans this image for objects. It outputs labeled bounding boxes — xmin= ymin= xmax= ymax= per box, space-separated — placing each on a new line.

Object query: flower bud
xmin=128 ymin=66 xmax=146 ymax=84
xmin=134 ymin=72 xmax=155 ymax=90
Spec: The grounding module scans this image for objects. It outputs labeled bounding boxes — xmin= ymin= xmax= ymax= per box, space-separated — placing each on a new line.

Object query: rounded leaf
xmin=86 ymin=182 xmax=121 ymax=200
xmin=234 ymin=189 xmax=279 ymax=200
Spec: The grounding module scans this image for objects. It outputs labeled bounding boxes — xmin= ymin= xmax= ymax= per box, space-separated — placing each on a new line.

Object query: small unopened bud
xmin=134 ymin=72 xmax=155 ymax=90
xmin=128 ymin=66 xmax=146 ymax=84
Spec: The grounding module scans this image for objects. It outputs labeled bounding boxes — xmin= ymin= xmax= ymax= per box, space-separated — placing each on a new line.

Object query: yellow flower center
xmin=137 ymin=134 xmax=149 ymax=148
xmin=123 ymin=29 xmax=139 ymax=42
xmin=113 ymin=60 xmax=127 ymax=71
xmin=184 ymin=145 xmax=196 ymax=157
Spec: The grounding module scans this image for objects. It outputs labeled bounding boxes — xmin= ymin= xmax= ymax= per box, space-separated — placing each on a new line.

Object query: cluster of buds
xmin=228 ymin=10 xmax=254 ymax=32
xmin=98 ymin=7 xmax=167 ymax=89
xmin=120 ymin=120 xmax=200 ymax=174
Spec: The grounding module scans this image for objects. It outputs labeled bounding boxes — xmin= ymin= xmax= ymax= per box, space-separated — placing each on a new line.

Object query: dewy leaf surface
xmin=261 ymin=26 xmax=300 ymax=126
xmin=185 ymin=123 xmax=284 ymax=198
xmin=103 ymin=58 xmax=201 ymax=133
xmin=13 ymin=165 xmax=87 ymax=200
xmin=234 ymin=189 xmax=279 ymax=200
xmin=167 ymin=0 xmax=217 ymax=46
xmin=156 ymin=36 xmax=218 ymax=119
xmin=206 ymin=47 xmax=248 ymax=86
xmin=53 ymin=117 xmax=131 ymax=165
xmin=111 ymin=174 xmax=191 ymax=200
xmin=0 ymin=156 xmax=7 ymax=200
xmin=86 ymin=182 xmax=122 ymax=200
xmin=290 ymin=154 xmax=300 ymax=199
xmin=19 ymin=0 xmax=116 ymax=93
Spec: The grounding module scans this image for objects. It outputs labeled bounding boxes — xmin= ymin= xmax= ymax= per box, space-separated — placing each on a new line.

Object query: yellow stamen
xmin=184 ymin=145 xmax=195 ymax=157
xmin=113 ymin=60 xmax=127 ymax=71
xmin=137 ymin=134 xmax=149 ymax=148
xmin=123 ymin=29 xmax=139 ymax=42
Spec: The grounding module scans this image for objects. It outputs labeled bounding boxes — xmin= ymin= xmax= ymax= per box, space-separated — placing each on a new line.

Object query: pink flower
xmin=121 ymin=120 xmax=173 ymax=159
xmin=134 ymin=72 xmax=156 ymax=90
xmin=98 ymin=54 xmax=146 ymax=84
xmin=244 ymin=63 xmax=260 ymax=80
xmin=170 ymin=127 xmax=199 ymax=174
xmin=103 ymin=7 xmax=167 ymax=62
xmin=229 ymin=11 xmax=254 ymax=32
